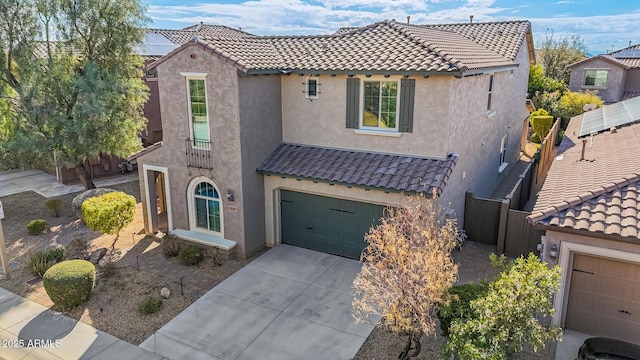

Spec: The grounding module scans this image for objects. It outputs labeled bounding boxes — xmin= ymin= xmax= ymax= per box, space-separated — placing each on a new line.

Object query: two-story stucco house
xmin=129 ymin=19 xmax=534 ymax=259
xmin=568 ymin=44 xmax=640 ymax=104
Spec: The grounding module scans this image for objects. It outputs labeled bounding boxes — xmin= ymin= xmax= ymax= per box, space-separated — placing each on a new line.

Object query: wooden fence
xmin=535 ymin=119 xmax=561 ymax=185
xmin=464 ymin=162 xmax=544 ymax=257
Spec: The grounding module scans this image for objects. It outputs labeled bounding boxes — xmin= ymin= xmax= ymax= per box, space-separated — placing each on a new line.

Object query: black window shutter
xmin=346 ymin=78 xmax=359 ymax=129
xmin=399 ymin=78 xmax=415 ymax=133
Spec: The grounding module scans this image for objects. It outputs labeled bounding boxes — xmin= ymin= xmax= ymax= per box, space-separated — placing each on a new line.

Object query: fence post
xmin=496 ymin=199 xmax=510 ymax=254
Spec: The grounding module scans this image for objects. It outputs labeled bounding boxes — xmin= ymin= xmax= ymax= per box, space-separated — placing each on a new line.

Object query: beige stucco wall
xmin=625 ymin=69 xmax=640 ymax=93
xmin=441 ymin=45 xmax=531 ymax=222
xmin=280 ymin=74 xmax=451 ymax=158
xmin=568 ymin=59 xmax=627 ymax=103
xmin=137 ymin=44 xmax=248 ymax=255
xmin=541 ymin=229 xmax=640 ymax=327
xmin=238 ymin=75 xmax=283 ymax=255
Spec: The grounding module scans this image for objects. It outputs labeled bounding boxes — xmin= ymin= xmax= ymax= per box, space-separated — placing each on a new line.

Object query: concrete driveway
xmin=140 ymin=244 xmax=375 ymax=360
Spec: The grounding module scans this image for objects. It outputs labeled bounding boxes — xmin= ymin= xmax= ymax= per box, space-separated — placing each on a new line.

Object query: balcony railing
xmin=186 ymin=138 xmax=213 ymax=169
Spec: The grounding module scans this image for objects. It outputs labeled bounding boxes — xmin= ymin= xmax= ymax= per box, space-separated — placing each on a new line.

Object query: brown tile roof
xmin=256 ymin=143 xmax=458 ymax=195
xmin=127 ymin=141 xmax=163 ymax=161
xmin=421 ymin=20 xmax=531 ymax=61
xmin=529 ymin=110 xmax=640 ymax=239
xmin=147 ymin=24 xmax=253 ymax=45
xmin=166 ymin=20 xmax=529 ymax=75
xmin=568 ymin=44 xmax=640 ymax=70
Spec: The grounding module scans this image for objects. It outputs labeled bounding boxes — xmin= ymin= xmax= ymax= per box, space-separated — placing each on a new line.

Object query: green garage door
xmin=280 ymin=190 xmax=385 ymax=259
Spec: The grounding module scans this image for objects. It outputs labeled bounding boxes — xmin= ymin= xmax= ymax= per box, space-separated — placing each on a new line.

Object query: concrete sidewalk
xmin=0 ymin=169 xmax=137 ymax=198
xmin=0 ymin=287 xmax=163 ymax=360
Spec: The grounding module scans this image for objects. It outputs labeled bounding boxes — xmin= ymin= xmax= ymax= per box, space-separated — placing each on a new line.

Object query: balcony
xmin=186 ymin=138 xmax=212 ymax=169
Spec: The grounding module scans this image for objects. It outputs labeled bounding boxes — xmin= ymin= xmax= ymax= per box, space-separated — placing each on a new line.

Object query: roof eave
xmin=258 ymin=171 xmax=442 ymax=196
xmin=243 ymin=69 xmax=465 ymax=77
xmin=533 ymin=223 xmax=640 ymax=244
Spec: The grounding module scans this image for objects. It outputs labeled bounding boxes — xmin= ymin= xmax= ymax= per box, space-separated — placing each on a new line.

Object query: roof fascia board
xmin=259 ymin=172 xmax=409 ymax=194
xmin=532 ymin=223 xmax=639 ymax=244
xmin=462 ymin=65 xmax=519 ymax=76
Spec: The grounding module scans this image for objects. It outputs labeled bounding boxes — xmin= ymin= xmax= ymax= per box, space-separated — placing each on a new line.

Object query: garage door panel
xmin=280 ymin=190 xmax=384 ymax=259
xmin=566 ymin=254 xmax=640 ymax=344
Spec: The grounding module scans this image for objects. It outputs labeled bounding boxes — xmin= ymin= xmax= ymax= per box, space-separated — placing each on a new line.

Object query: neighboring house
xmin=130 ymin=19 xmax=534 ymax=259
xmin=568 ymin=44 xmax=640 ymax=103
xmin=528 ymin=95 xmax=640 ymax=343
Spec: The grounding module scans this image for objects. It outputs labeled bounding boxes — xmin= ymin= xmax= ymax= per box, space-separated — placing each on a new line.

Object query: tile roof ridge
xmin=422 ymin=19 xmax=529 ymax=27
xmin=388 ymin=21 xmax=468 ymax=71
xmin=189 ymin=37 xmax=253 ymax=73
xmin=529 ymin=173 xmax=640 ymax=224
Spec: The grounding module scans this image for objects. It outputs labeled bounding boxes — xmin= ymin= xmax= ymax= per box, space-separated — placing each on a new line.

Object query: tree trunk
xmin=398 ymin=330 xmax=424 ymax=360
xmin=74 ymin=162 xmax=96 ymax=190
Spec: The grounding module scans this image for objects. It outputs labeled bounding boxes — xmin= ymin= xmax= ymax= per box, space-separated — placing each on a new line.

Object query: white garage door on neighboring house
xmin=565 ymin=253 xmax=640 ymax=343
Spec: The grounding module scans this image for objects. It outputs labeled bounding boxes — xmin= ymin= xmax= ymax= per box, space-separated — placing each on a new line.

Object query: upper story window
xmin=362 ymin=79 xmax=399 ymax=130
xmin=584 ymin=69 xmax=608 ymax=87
xmin=181 ymin=72 xmax=210 ymax=146
xmin=499 ymin=134 xmax=508 ymax=173
xmin=305 ymin=77 xmax=319 ymax=99
xmin=487 ymin=74 xmax=494 ymax=112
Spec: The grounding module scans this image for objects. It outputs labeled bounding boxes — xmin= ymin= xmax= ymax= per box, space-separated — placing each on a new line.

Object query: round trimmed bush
xmin=178 ymin=244 xmax=204 ymax=266
xmin=27 ymin=219 xmax=48 ymax=235
xmin=72 ymin=188 xmax=116 ymax=218
xmin=43 ymin=260 xmax=96 ymax=309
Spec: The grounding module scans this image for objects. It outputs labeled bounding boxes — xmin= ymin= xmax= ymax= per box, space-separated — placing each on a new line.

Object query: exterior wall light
xmin=225 ymin=189 xmax=234 ymax=202
xmin=549 ymin=244 xmax=558 ymax=260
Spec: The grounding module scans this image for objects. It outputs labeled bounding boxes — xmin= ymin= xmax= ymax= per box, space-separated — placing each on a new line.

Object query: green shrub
xmin=82 ymin=191 xmax=136 ymax=248
xmin=72 ymin=188 xmax=116 ymax=218
xmin=438 ymin=283 xmax=489 ymax=337
xmin=555 ymin=129 xmax=565 ymax=146
xmin=27 ymin=219 xmax=48 ymax=235
xmin=138 ymin=297 xmax=162 ymax=315
xmin=530 ymin=115 xmax=554 ymax=140
xmin=178 ymin=244 xmax=204 ymax=266
xmin=28 ymin=247 xmax=64 ymax=277
xmin=528 ymin=108 xmax=549 ymax=124
xmin=43 ymin=260 xmax=96 ymax=310
xmin=530 ymin=133 xmax=541 ymax=144
xmin=556 ymin=90 xmax=604 ymax=122
xmin=45 ymin=198 xmax=62 ymax=217
xmin=162 ymin=234 xmax=181 ymax=258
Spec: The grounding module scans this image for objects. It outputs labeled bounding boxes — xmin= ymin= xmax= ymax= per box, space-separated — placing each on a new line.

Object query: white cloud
xmin=146 ymin=0 xmax=640 ymax=51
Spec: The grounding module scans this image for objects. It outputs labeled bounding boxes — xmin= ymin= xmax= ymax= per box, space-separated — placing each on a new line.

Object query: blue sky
xmin=144 ymin=0 xmax=640 ymax=53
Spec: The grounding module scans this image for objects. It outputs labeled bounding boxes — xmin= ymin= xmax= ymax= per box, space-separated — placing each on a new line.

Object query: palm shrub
xmin=28 ymin=247 xmax=64 ymax=277
xmin=178 ymin=244 xmax=204 ymax=266
xmin=138 ymin=297 xmax=162 ymax=315
xmin=43 ymin=260 xmax=96 ymax=310
xmin=82 ymin=191 xmax=136 ymax=249
xmin=45 ymin=198 xmax=63 ymax=217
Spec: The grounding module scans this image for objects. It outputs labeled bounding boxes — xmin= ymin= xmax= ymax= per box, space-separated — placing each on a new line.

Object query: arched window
xmin=189 ymin=179 xmax=222 ymax=234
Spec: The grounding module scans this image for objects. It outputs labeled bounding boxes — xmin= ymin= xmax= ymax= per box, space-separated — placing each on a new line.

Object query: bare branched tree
xmin=353 ymin=193 xmax=463 ymax=360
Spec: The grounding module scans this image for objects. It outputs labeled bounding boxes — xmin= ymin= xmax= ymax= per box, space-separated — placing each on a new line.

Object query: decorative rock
xmin=160 ymin=287 xmax=170 ymax=299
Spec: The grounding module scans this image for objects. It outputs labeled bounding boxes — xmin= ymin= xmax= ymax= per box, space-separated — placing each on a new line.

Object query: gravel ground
xmin=0 ymin=180 xmax=265 ymax=345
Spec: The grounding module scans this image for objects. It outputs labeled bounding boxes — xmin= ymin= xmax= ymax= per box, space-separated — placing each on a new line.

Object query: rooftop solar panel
xmin=579 ymin=96 xmax=640 ymax=137
xmin=614 ymin=49 xmax=640 ymax=59
xmin=133 ymin=34 xmax=178 ymax=56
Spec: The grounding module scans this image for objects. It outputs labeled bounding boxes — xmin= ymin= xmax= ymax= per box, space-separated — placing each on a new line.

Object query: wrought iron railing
xmin=186 ymin=138 xmax=213 ymax=169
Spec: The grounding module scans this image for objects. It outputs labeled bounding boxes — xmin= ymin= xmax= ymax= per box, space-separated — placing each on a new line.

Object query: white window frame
xmin=181 ymin=72 xmax=210 ymax=148
xmin=499 ymin=134 xmax=508 ymax=173
xmin=187 ymin=176 xmax=224 ymax=237
xmin=487 ymin=74 xmax=494 ymax=113
xmin=583 ymin=68 xmax=608 ymax=88
xmin=305 ymin=76 xmax=319 ymax=100
xmin=359 ymin=76 xmax=401 ymax=132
